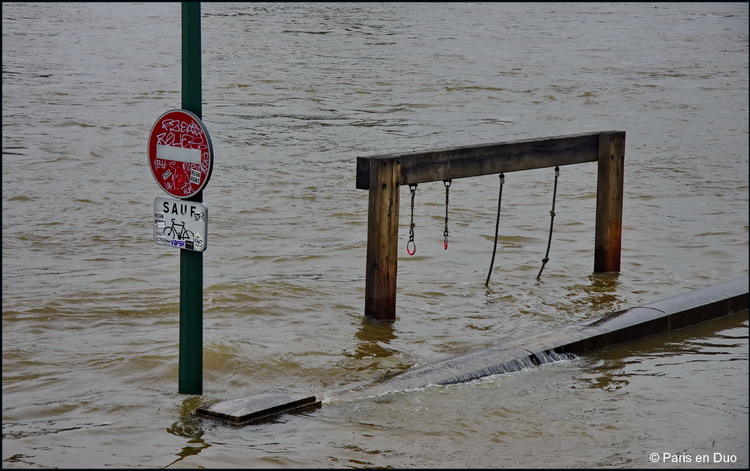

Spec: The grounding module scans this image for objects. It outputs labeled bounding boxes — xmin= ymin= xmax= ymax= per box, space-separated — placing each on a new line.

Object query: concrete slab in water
xmin=196 ymin=393 xmax=320 ymax=425
xmin=196 ymin=276 xmax=748 ymax=425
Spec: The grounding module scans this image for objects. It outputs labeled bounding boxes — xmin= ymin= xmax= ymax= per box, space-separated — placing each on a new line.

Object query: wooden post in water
xmin=364 ymin=157 xmax=400 ymax=322
xmin=594 ymin=131 xmax=625 ymax=273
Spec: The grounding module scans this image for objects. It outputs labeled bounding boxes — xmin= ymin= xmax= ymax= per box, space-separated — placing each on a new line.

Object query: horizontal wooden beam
xmin=356 ymin=131 xmax=624 ymax=189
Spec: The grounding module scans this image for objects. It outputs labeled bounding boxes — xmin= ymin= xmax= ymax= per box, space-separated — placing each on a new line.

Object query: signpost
xmin=178 ymin=2 xmax=203 ymax=395
xmin=147 ymin=2 xmax=206 ymax=395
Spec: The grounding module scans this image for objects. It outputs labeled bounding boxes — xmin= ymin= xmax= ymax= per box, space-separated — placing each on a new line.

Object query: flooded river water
xmin=2 ymin=2 xmax=748 ymax=468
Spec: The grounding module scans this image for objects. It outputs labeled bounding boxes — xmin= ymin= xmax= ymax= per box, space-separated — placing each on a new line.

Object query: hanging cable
xmin=485 ymin=173 xmax=505 ymax=286
xmin=536 ymin=166 xmax=560 ymax=281
xmin=443 ymin=179 xmax=451 ymax=250
xmin=407 ymin=184 xmax=418 ymax=255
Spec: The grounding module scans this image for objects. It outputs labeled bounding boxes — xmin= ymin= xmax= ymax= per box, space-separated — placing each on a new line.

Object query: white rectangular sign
xmin=156 ymin=144 xmax=202 ymax=164
xmin=154 ymin=197 xmax=208 ymax=252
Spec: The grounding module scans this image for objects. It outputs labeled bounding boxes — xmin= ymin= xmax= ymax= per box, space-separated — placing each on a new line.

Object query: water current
xmin=2 ymin=2 xmax=748 ymax=468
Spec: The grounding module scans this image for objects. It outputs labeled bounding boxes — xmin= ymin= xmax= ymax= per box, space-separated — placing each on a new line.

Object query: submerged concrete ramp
xmin=196 ymin=276 xmax=748 ymax=425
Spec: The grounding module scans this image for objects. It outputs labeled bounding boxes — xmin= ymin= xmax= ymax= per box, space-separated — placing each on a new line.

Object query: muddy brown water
xmin=2 ymin=3 xmax=748 ymax=468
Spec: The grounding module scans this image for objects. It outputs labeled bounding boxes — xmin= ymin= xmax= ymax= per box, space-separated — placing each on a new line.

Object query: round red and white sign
xmin=148 ymin=109 xmax=213 ymax=199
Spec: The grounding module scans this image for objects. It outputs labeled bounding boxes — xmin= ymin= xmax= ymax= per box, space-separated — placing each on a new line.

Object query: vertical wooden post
xmin=594 ymin=131 xmax=625 ymax=273
xmin=365 ymin=157 xmax=400 ymax=322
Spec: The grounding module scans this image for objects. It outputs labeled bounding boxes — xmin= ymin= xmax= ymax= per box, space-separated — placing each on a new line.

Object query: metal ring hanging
xmin=443 ymin=179 xmax=451 ymax=250
xmin=536 ymin=166 xmax=560 ymax=280
xmin=485 ymin=173 xmax=505 ymax=287
xmin=407 ymin=184 xmax=418 ymax=255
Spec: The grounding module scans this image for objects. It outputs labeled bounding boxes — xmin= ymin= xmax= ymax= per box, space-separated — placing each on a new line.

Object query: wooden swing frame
xmin=356 ymin=131 xmax=625 ymax=322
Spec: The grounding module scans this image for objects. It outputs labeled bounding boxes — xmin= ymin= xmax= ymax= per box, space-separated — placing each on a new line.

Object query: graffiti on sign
xmin=148 ymin=109 xmax=213 ymax=199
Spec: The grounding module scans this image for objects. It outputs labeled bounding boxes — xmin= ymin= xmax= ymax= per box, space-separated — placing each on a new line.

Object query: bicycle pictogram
xmin=163 ymin=218 xmax=194 ymax=241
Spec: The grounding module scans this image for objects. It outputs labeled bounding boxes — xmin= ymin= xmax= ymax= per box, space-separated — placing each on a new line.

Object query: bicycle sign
xmin=154 ymin=196 xmax=208 ymax=252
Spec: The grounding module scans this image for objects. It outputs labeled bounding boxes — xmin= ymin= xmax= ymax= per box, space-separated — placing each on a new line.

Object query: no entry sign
xmin=148 ymin=109 xmax=213 ymax=199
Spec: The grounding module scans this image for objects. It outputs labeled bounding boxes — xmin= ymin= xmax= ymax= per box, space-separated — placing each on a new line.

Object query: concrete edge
xmin=195 ymin=275 xmax=748 ymax=425
xmin=196 ymin=393 xmax=321 ymax=426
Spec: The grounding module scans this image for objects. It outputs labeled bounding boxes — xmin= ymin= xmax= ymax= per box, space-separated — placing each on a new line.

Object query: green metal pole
xmin=179 ymin=1 xmax=203 ymax=395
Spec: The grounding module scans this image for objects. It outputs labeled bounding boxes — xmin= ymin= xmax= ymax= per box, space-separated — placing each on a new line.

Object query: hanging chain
xmin=485 ymin=173 xmax=505 ymax=287
xmin=536 ymin=166 xmax=560 ymax=281
xmin=443 ymin=179 xmax=451 ymax=250
xmin=407 ymin=184 xmax=418 ymax=255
